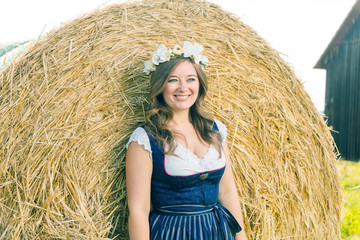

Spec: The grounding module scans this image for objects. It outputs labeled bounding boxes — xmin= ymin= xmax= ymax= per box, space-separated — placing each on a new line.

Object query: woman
xmin=126 ymin=41 xmax=247 ymax=240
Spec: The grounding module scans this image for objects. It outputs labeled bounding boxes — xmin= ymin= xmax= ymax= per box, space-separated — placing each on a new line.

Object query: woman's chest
xmin=164 ymin=143 xmax=225 ymax=176
xmin=172 ymin=126 xmax=209 ymax=159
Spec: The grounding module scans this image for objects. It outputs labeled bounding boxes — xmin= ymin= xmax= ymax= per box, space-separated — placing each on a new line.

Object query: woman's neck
xmin=168 ymin=110 xmax=191 ymax=126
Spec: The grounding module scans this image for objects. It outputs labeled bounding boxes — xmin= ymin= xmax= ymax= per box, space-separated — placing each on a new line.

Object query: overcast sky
xmin=0 ymin=0 xmax=357 ymax=111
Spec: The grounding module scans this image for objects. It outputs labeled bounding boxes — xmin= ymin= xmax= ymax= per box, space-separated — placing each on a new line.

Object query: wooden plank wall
xmin=324 ymin=14 xmax=360 ymax=161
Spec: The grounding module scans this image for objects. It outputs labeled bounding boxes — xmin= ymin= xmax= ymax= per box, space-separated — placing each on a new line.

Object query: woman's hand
xmin=126 ymin=142 xmax=153 ymax=240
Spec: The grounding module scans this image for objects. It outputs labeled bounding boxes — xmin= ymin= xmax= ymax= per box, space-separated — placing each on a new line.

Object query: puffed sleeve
xmin=125 ymin=127 xmax=152 ymax=158
xmin=214 ymin=119 xmax=227 ymax=144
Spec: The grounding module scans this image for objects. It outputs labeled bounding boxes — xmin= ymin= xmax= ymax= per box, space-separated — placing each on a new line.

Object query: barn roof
xmin=314 ymin=0 xmax=360 ymax=69
xmin=0 ymin=41 xmax=32 ymax=72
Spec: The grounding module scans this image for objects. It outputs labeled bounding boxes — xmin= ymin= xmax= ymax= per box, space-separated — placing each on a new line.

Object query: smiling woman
xmin=126 ymin=43 xmax=246 ymax=239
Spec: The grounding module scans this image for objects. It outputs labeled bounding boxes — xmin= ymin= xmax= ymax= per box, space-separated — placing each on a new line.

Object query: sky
xmin=0 ymin=0 xmax=357 ymax=111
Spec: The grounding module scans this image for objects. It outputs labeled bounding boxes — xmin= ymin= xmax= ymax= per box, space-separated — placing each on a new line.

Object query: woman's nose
xmin=178 ymin=80 xmax=188 ymax=91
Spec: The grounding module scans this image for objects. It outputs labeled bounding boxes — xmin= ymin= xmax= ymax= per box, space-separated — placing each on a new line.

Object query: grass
xmin=337 ymin=160 xmax=360 ymax=240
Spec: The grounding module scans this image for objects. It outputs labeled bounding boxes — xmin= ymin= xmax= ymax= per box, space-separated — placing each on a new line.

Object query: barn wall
xmin=324 ymin=13 xmax=360 ymax=161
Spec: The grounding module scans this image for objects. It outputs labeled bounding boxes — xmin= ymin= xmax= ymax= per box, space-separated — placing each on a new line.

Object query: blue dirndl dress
xmin=140 ymin=121 xmax=242 ymax=240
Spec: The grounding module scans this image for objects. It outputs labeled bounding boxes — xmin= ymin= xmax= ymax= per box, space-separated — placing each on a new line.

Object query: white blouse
xmin=126 ymin=119 xmax=227 ymax=176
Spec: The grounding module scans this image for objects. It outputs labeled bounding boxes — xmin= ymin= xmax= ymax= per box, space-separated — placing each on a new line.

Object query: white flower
xmin=183 ymin=41 xmax=207 ymax=65
xmin=151 ymin=44 xmax=171 ymax=65
xmin=183 ymin=41 xmax=194 ymax=58
xmin=172 ymin=44 xmax=183 ymax=55
xmin=193 ymin=42 xmax=204 ymax=54
xmin=200 ymin=55 xmax=208 ymax=66
xmin=192 ymin=42 xmax=205 ymax=64
xmin=143 ymin=60 xmax=156 ymax=74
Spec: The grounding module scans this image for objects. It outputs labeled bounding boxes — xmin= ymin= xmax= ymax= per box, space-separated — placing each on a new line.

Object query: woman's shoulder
xmin=125 ymin=126 xmax=152 ymax=154
xmin=214 ymin=119 xmax=227 ymax=132
xmin=213 ymin=119 xmax=227 ymax=143
xmin=129 ymin=126 xmax=148 ymax=138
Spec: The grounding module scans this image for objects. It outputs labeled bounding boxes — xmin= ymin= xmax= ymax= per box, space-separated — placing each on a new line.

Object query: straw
xmin=0 ymin=0 xmax=342 ymax=239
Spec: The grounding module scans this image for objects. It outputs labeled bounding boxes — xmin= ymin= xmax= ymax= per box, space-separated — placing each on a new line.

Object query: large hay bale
xmin=0 ymin=0 xmax=342 ymax=239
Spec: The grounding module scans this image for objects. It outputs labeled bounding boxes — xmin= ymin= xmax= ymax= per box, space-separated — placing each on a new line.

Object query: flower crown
xmin=143 ymin=41 xmax=209 ymax=74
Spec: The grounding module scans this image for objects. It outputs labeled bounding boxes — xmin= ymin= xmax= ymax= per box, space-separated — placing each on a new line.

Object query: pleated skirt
xmin=149 ymin=203 xmax=241 ymax=240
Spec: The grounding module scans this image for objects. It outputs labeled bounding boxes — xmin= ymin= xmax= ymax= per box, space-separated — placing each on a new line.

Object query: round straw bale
xmin=0 ymin=0 xmax=342 ymax=239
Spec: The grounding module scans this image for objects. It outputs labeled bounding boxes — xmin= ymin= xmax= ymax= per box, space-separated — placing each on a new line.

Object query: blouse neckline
xmin=174 ymin=139 xmax=212 ymax=160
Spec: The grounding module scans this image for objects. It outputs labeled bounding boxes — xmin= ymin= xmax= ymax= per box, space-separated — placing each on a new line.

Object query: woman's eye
xmin=168 ymin=79 xmax=178 ymax=82
xmin=188 ymin=78 xmax=196 ymax=82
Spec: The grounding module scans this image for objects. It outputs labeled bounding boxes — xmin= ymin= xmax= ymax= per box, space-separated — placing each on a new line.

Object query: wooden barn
xmin=315 ymin=0 xmax=360 ymax=161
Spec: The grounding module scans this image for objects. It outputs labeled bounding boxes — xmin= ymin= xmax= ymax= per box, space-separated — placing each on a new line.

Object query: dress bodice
xmin=126 ymin=120 xmax=227 ymax=208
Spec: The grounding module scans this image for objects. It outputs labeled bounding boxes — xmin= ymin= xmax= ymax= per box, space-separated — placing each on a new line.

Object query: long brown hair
xmin=145 ymin=57 xmax=221 ymax=154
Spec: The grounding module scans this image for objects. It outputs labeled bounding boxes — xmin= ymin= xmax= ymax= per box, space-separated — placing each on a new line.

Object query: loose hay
xmin=0 ymin=0 xmax=342 ymax=239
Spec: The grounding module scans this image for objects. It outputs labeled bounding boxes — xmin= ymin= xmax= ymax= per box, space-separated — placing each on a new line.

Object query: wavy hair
xmin=145 ymin=57 xmax=221 ymax=154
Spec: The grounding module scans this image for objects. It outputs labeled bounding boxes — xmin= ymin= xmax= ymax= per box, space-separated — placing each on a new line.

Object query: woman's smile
xmin=174 ymin=94 xmax=191 ymax=100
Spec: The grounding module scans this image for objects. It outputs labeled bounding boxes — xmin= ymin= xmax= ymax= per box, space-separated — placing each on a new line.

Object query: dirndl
xmin=149 ymin=203 xmax=242 ymax=240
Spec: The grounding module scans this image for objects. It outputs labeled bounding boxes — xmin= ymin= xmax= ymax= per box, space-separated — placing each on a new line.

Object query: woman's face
xmin=162 ymin=60 xmax=200 ymax=113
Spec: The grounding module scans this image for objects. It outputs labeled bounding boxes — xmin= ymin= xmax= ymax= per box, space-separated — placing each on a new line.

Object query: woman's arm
xmin=126 ymin=141 xmax=153 ymax=240
xmin=218 ymin=140 xmax=247 ymax=240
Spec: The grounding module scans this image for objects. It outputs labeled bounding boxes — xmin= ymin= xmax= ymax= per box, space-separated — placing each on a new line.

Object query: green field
xmin=337 ymin=160 xmax=360 ymax=240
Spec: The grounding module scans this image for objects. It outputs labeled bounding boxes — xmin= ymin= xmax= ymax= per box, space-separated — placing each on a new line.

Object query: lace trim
xmin=125 ymin=127 xmax=152 ymax=158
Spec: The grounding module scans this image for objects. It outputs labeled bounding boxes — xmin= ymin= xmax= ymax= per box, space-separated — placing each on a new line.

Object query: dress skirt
xmin=149 ymin=203 xmax=241 ymax=240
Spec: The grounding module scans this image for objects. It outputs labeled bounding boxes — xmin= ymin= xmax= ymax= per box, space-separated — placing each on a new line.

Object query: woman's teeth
xmin=175 ymin=95 xmax=189 ymax=99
